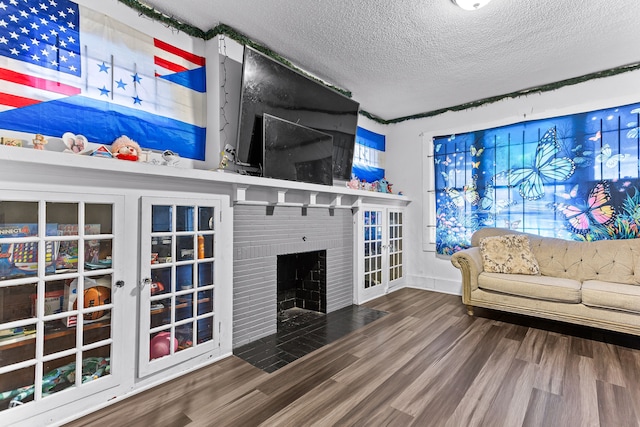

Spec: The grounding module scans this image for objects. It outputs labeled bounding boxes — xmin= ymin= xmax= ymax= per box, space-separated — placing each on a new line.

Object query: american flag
xmin=0 ymin=0 xmax=82 ymax=109
xmin=0 ymin=0 xmax=81 ymax=76
xmin=0 ymin=0 xmax=208 ymax=159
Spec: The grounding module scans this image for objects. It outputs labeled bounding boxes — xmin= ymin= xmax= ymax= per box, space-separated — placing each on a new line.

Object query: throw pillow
xmin=480 ymin=234 xmax=540 ymax=275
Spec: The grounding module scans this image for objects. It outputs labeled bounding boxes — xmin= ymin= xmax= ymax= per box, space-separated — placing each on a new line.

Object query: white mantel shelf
xmin=0 ymin=146 xmax=410 ymax=208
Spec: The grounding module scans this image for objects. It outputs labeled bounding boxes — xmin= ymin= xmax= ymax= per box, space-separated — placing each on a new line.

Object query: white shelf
xmin=0 ymin=145 xmax=411 ymax=208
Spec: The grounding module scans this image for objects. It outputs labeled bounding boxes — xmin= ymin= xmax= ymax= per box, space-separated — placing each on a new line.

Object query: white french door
xmin=138 ymin=196 xmax=221 ymax=377
xmin=0 ymin=191 xmax=124 ymax=424
xmin=355 ymin=207 xmax=404 ymax=303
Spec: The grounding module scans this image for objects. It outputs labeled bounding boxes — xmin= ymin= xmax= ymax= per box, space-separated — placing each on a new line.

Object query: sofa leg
xmin=466 ymin=305 xmax=474 ymax=316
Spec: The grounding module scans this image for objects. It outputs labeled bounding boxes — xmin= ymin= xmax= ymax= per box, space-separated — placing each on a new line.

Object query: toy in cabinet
xmin=56 ymin=224 xmax=101 ymax=271
xmin=0 ymin=224 xmax=58 ymax=280
xmin=63 ymin=277 xmax=112 ymax=327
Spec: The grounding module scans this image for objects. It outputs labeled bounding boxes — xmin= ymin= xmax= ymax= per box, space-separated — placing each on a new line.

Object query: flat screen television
xmin=263 ymin=114 xmax=333 ymax=185
xmin=236 ymin=47 xmax=360 ymax=181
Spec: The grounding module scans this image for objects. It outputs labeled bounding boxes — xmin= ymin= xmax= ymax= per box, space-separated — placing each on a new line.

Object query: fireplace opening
xmin=277 ymin=250 xmax=327 ymax=328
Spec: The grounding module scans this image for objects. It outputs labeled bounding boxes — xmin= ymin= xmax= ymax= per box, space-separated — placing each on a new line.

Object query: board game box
xmin=0 ymin=224 xmax=58 ymax=280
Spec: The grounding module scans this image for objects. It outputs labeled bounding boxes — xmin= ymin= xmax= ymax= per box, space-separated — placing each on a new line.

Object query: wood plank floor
xmin=65 ymin=289 xmax=640 ymax=427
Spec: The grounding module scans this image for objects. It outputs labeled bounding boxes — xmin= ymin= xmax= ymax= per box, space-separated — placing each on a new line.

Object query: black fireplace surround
xmin=277 ymin=250 xmax=327 ymax=314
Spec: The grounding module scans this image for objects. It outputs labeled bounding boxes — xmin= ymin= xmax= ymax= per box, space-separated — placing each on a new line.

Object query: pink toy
xmin=347 ymin=177 xmax=359 ymax=189
xmin=150 ymin=331 xmax=178 ymax=360
xmin=111 ymin=135 xmax=141 ymax=161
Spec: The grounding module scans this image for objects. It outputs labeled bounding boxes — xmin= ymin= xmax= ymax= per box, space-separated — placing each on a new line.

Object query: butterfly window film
xmin=433 ymin=102 xmax=640 ymax=255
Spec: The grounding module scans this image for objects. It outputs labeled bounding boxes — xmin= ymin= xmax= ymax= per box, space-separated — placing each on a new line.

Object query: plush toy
xmin=347 ymin=175 xmax=360 ymax=190
xmin=111 ymin=135 xmax=141 ymax=161
xmin=378 ymin=177 xmax=393 ymax=193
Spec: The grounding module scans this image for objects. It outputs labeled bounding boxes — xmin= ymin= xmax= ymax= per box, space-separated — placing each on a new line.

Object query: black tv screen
xmin=236 ymin=47 xmax=360 ymax=181
xmin=263 ymin=114 xmax=333 ymax=185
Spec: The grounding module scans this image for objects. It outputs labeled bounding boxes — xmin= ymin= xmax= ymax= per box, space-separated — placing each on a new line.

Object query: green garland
xmin=368 ymin=61 xmax=640 ymax=125
xmin=116 ymin=1 xmax=351 ymax=97
xmin=116 ymin=0 xmax=207 ymax=38
xmin=118 ymin=0 xmax=640 ymax=126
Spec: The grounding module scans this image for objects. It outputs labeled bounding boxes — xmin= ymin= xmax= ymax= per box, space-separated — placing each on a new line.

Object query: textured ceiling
xmin=139 ymin=0 xmax=640 ymax=122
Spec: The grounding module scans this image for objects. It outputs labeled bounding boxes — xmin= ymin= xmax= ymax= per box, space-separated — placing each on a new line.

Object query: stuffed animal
xmin=111 ymin=135 xmax=141 ymax=161
xmin=346 ymin=175 xmax=360 ymax=190
xmin=378 ymin=178 xmax=391 ymax=193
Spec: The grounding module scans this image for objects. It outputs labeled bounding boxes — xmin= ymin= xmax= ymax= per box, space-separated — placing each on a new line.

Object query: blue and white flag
xmin=353 ymin=126 xmax=386 ymax=182
xmin=0 ymin=0 xmax=207 ymax=159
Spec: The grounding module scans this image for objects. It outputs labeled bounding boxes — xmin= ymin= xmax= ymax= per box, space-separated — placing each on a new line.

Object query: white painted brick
xmin=233 ymin=206 xmax=354 ymax=348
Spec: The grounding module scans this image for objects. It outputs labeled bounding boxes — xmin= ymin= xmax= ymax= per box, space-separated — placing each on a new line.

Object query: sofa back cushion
xmin=576 ymin=239 xmax=640 ymax=285
xmin=471 ymin=228 xmax=640 ymax=285
xmin=527 ymin=235 xmax=581 ymax=279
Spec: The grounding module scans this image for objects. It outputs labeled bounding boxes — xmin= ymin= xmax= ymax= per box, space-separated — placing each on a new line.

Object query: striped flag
xmin=0 ymin=0 xmax=82 ymax=111
xmin=353 ymin=127 xmax=386 ymax=182
xmin=0 ymin=0 xmax=207 ymax=159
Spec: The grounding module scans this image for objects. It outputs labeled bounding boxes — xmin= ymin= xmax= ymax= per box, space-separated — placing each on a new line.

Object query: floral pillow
xmin=479 ymin=234 xmax=540 ymax=275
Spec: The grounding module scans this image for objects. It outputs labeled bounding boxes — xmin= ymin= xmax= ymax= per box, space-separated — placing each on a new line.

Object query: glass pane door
xmin=0 ymin=195 xmax=119 ymax=414
xmin=357 ymin=207 xmax=405 ymax=304
xmin=363 ymin=209 xmax=383 ymax=290
xmin=388 ymin=210 xmax=404 ymax=282
xmin=139 ymin=198 xmax=218 ymax=377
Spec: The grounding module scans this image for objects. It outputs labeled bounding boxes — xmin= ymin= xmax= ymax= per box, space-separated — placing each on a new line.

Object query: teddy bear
xmin=111 ymin=135 xmax=141 ymax=161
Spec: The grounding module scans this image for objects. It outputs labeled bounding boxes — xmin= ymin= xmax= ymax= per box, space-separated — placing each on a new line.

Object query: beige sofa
xmin=450 ymin=227 xmax=640 ymax=336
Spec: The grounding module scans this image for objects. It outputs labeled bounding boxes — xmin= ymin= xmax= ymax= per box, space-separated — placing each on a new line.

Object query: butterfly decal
xmin=445 ymin=188 xmax=465 ymax=207
xmin=470 ymin=146 xmax=484 ymax=157
xmin=554 ymin=181 xmax=615 ymax=234
xmin=506 ymin=127 xmax=575 ymax=200
xmin=626 ymin=120 xmax=640 ymax=139
xmin=596 ymin=144 xmax=629 ymax=168
xmin=472 ymin=161 xmax=480 ymax=169
xmin=504 ymin=219 xmax=521 ymax=230
xmin=588 ymin=131 xmax=601 ymax=141
xmin=434 ymin=143 xmax=443 ymax=153
xmin=463 ymin=181 xmax=480 ymax=206
xmin=445 ymin=182 xmax=480 ymax=207
xmin=442 ymin=156 xmax=452 ymax=166
xmin=479 ymin=181 xmax=517 ymax=214
xmin=555 ymin=184 xmax=579 ymax=200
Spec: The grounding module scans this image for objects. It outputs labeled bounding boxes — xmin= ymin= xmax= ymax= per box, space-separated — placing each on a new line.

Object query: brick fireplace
xmin=277 ymin=250 xmax=327 ymax=314
xmin=233 ymin=205 xmax=353 ymax=348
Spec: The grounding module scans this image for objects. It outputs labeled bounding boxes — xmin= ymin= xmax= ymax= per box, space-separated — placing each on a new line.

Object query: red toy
xmin=111 ymin=135 xmax=141 ymax=161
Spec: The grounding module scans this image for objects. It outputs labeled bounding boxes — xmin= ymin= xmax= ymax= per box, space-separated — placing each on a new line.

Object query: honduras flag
xmin=352 ymin=126 xmax=386 ymax=182
xmin=0 ymin=0 xmax=206 ymax=159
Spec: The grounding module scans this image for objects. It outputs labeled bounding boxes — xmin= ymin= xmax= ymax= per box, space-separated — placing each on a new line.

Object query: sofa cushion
xmin=582 ymin=280 xmax=640 ymax=314
xmin=479 ymin=234 xmax=540 ymax=275
xmin=478 ymin=272 xmax=581 ymax=303
xmin=528 ymin=237 xmax=583 ymax=279
xmin=576 ymin=239 xmax=640 ymax=285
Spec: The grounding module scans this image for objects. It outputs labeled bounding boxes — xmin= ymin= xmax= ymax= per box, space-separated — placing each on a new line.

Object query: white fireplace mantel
xmin=0 ymin=146 xmax=411 ymax=208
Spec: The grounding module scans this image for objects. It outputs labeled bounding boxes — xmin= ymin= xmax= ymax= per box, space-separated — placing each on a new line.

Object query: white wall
xmin=382 ymin=69 xmax=640 ymax=295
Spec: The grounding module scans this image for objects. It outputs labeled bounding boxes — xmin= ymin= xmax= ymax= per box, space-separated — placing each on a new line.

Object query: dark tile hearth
xmin=234 ymin=305 xmax=387 ymax=373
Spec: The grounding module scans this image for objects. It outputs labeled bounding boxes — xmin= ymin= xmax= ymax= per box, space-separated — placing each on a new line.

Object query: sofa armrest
xmin=450 ymin=247 xmax=483 ymax=303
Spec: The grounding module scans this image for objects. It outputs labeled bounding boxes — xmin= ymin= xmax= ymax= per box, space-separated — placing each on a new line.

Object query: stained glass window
xmin=433 ymin=102 xmax=640 ymax=255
